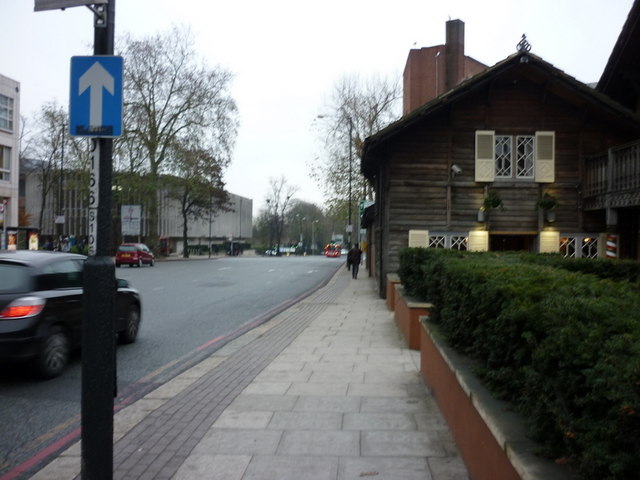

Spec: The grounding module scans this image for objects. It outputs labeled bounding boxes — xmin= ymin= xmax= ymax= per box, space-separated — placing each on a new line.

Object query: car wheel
xmin=137 ymin=259 xmax=142 ymax=268
xmin=35 ymin=326 xmax=69 ymax=379
xmin=120 ymin=306 xmax=140 ymax=344
xmin=116 ymin=263 xmax=121 ymax=268
xmin=150 ymin=258 xmax=155 ymax=267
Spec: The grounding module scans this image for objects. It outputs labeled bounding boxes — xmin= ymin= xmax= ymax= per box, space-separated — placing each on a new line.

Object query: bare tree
xmin=21 ymin=103 xmax=85 ymax=235
xmin=286 ymin=200 xmax=324 ymax=254
xmin=119 ymin=26 xmax=239 ymax=252
xmin=255 ymin=198 xmax=328 ymax=255
xmin=313 ymin=74 xmax=401 ymax=222
xmin=19 ymin=115 xmax=33 ymax=160
xmin=264 ymin=177 xmax=298 ymax=255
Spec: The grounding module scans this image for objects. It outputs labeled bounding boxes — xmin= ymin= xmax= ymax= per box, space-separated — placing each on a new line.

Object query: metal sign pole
xmin=81 ymin=1 xmax=116 ymax=479
xmin=0 ymin=201 xmax=5 ymax=250
xmin=34 ymin=0 xmax=120 ymax=475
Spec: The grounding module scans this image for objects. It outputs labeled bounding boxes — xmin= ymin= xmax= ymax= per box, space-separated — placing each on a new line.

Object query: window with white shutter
xmin=475 ymin=130 xmax=555 ymax=183
xmin=475 ymin=131 xmax=495 ymax=182
xmin=534 ymin=131 xmax=555 ymax=183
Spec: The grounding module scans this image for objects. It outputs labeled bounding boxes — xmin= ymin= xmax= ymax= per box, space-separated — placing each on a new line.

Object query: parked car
xmin=0 ymin=250 xmax=142 ymax=378
xmin=115 ymin=243 xmax=155 ymax=268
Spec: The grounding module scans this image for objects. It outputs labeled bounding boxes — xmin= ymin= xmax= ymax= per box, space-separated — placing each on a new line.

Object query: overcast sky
xmin=1 ymin=0 xmax=634 ymax=216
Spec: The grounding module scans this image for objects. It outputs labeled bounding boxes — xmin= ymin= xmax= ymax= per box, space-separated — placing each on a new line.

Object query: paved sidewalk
xmin=34 ymin=267 xmax=469 ymax=480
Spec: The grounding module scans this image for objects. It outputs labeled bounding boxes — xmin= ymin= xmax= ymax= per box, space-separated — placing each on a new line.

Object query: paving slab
xmin=243 ymin=455 xmax=339 ymax=480
xmin=32 ymin=267 xmax=469 ymax=480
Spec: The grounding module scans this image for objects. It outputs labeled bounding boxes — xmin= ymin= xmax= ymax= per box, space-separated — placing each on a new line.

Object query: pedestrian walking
xmin=348 ymin=244 xmax=362 ymax=279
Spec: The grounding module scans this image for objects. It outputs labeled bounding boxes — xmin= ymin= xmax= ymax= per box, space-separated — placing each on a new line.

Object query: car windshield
xmin=118 ymin=245 xmax=136 ymax=252
xmin=0 ymin=263 xmax=32 ymax=293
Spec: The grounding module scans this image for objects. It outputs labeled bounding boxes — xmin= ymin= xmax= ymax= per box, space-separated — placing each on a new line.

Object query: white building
xmin=22 ymin=168 xmax=252 ymax=254
xmin=0 ymin=74 xmax=20 ymax=248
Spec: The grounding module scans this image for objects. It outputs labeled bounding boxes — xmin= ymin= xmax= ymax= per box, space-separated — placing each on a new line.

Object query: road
xmin=0 ymin=254 xmax=342 ymax=479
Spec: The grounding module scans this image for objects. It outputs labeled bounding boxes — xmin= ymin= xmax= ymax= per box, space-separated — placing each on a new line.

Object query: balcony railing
xmin=583 ymin=140 xmax=640 ymax=209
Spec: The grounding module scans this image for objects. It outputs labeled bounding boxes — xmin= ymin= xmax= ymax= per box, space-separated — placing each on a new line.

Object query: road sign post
xmin=0 ymin=200 xmax=6 ymax=250
xmin=35 ymin=1 xmax=118 ymax=477
xmin=79 ymin=3 xmax=117 ymax=479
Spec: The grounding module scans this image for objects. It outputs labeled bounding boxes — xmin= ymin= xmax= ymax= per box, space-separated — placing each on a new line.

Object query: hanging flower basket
xmin=537 ymin=192 xmax=558 ymax=211
xmin=483 ymin=190 xmax=504 ymax=211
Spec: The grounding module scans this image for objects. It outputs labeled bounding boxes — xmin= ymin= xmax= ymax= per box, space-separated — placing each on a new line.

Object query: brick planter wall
xmin=419 ymin=318 xmax=573 ymax=480
xmin=393 ymin=285 xmax=432 ymax=350
xmin=386 ymin=273 xmax=401 ymax=311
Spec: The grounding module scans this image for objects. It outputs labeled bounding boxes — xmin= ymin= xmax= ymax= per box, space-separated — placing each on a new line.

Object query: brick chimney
xmin=445 ymin=19 xmax=465 ymax=91
xmin=403 ymin=19 xmax=476 ymax=114
xmin=402 ymin=46 xmax=443 ymax=115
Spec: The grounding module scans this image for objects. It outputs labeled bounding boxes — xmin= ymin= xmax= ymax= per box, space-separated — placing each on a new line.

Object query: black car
xmin=0 ymin=250 xmax=142 ymax=379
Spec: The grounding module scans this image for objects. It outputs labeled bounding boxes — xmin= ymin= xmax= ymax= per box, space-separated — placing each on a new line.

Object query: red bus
xmin=324 ymin=243 xmax=342 ymax=257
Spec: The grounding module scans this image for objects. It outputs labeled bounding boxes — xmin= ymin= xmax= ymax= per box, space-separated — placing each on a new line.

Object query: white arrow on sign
xmin=79 ymin=61 xmax=114 ymax=128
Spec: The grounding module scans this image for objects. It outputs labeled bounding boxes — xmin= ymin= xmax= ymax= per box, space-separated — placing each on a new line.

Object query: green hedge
xmin=505 ymin=252 xmax=640 ymax=283
xmin=399 ymin=248 xmax=640 ymax=480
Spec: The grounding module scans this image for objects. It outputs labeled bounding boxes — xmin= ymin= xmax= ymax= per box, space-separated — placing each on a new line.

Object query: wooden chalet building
xmin=361 ymin=16 xmax=640 ymax=297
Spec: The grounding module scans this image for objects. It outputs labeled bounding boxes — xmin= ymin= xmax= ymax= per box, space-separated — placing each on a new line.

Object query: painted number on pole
xmin=88 ymin=140 xmax=99 ymax=256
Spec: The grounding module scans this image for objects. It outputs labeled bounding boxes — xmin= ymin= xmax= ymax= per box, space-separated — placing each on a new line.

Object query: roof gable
xmin=597 ymin=0 xmax=640 ymax=111
xmin=363 ymin=51 xmax=640 ymax=174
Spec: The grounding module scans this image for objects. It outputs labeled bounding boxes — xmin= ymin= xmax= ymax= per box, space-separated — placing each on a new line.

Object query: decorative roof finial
xmin=517 ymin=34 xmax=531 ymax=53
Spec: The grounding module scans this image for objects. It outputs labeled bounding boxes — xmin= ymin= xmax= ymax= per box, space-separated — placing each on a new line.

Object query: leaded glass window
xmin=495 ymin=136 xmax=512 ymax=178
xmin=493 ymin=134 xmax=535 ymax=180
xmin=516 ymin=136 xmax=534 ymax=178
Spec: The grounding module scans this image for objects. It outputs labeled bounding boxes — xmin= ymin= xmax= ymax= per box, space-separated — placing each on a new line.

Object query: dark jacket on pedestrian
xmin=348 ymin=245 xmax=362 ymax=265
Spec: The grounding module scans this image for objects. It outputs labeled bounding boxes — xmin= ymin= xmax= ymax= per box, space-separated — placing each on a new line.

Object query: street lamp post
xmin=311 ymin=219 xmax=319 ymax=255
xmin=295 ymin=213 xmax=306 ymax=248
xmin=208 ymin=193 xmax=212 ymax=259
xmin=274 ymin=202 xmax=279 ymax=254
xmin=348 ymin=116 xmax=353 ymax=248
xmin=316 ymin=113 xmax=354 ymax=247
xmin=57 ymin=122 xmax=66 ymax=242
xmin=266 ymin=199 xmax=273 ymax=252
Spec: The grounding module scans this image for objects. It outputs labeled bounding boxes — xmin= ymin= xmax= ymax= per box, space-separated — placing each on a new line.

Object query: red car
xmin=115 ymin=243 xmax=155 ymax=268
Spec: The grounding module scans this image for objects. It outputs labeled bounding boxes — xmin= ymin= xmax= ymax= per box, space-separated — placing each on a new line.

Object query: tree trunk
xmin=38 ymin=173 xmax=51 ymax=235
xmin=147 ymin=172 xmax=160 ymax=255
xmin=182 ymin=202 xmax=189 ymax=258
xmin=38 ymin=189 xmax=47 ymax=235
